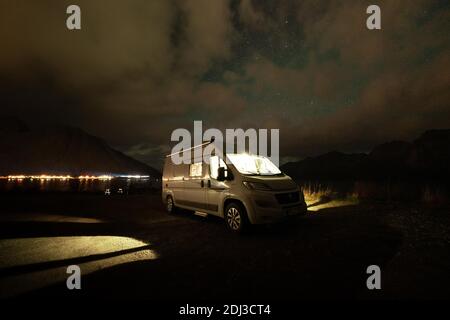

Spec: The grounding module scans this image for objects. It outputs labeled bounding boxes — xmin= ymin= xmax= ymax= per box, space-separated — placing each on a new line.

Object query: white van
xmin=162 ymin=145 xmax=307 ymax=233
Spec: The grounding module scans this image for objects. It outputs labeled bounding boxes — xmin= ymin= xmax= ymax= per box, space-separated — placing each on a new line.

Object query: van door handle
xmin=200 ymin=180 xmax=204 ymax=188
xmin=207 ymin=180 xmax=211 ymax=188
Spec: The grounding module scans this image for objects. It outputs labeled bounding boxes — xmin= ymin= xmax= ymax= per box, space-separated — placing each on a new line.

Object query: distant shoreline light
xmin=0 ymin=174 xmax=150 ymax=180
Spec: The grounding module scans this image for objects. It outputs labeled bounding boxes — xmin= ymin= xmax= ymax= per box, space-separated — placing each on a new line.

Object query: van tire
xmin=166 ymin=195 xmax=177 ymax=214
xmin=225 ymin=202 xmax=248 ymax=233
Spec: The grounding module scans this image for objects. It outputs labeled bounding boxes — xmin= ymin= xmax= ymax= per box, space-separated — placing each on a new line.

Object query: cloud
xmin=0 ymin=1 xmax=175 ymax=85
xmin=176 ymin=0 xmax=233 ymax=75
xmin=231 ymin=0 xmax=450 ymax=156
xmin=238 ymin=0 xmax=267 ymax=30
xmin=0 ymin=0 xmax=237 ymax=144
xmin=0 ymin=0 xmax=449 ymax=168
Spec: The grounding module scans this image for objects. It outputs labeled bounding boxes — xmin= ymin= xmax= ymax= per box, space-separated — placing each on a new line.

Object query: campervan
xmin=162 ymin=142 xmax=307 ymax=233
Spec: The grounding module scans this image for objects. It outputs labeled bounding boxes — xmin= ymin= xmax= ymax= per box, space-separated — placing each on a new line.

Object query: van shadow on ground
xmin=0 ymin=197 xmax=404 ymax=300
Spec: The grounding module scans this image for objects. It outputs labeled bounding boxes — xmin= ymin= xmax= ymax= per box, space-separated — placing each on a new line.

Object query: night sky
xmin=1 ymin=0 xmax=449 ymax=168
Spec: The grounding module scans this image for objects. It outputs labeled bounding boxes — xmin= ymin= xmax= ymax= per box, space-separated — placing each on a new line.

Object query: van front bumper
xmin=250 ymin=202 xmax=307 ymax=224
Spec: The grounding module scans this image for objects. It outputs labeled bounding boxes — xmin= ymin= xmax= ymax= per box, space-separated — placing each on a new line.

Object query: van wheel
xmin=225 ymin=202 xmax=247 ymax=233
xmin=166 ymin=196 xmax=176 ymax=214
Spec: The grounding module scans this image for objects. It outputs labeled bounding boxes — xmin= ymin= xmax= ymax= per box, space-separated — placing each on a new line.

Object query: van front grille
xmin=275 ymin=191 xmax=300 ymax=205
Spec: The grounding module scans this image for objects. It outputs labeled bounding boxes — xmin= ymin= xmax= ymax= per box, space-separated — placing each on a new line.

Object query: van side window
xmin=210 ymin=156 xmax=227 ymax=179
xmin=189 ymin=162 xmax=202 ymax=177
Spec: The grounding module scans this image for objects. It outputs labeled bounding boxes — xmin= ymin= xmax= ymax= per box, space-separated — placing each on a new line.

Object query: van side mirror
xmin=217 ymin=167 xmax=227 ymax=181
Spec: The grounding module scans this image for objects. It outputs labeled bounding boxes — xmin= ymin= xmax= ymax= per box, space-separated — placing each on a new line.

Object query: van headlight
xmin=243 ymin=181 xmax=272 ymax=191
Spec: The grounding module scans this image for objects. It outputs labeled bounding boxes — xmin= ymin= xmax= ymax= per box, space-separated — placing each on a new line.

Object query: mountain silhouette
xmin=0 ymin=118 xmax=160 ymax=177
xmin=281 ymin=129 xmax=450 ymax=181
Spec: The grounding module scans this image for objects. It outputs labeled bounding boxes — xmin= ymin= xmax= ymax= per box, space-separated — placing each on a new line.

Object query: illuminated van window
xmin=227 ymin=154 xmax=281 ymax=176
xmin=210 ymin=156 xmax=227 ymax=179
xmin=189 ymin=162 xmax=202 ymax=177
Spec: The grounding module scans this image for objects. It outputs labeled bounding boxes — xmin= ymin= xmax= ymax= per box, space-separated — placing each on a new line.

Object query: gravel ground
xmin=0 ymin=193 xmax=449 ymax=300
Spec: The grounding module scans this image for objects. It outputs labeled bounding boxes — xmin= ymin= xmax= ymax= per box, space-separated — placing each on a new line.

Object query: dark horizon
xmin=2 ymin=115 xmax=449 ymax=171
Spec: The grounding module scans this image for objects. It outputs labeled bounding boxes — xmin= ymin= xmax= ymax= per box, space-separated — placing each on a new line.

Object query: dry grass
xmin=302 ymin=182 xmax=334 ymax=204
xmin=300 ymin=181 xmax=449 ymax=209
xmin=301 ymin=182 xmax=359 ymax=211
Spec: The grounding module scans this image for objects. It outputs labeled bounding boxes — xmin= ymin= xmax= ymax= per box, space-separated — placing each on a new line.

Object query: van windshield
xmin=227 ymin=154 xmax=282 ymax=176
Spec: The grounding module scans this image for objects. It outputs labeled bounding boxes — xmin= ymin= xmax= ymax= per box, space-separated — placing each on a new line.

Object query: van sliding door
xmin=183 ymin=162 xmax=207 ymax=210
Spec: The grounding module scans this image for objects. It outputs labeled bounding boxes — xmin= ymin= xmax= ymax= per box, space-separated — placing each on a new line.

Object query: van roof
xmin=165 ymin=138 xmax=215 ymax=158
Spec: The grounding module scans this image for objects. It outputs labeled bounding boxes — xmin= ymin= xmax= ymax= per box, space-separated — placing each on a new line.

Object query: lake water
xmin=0 ymin=177 xmax=160 ymax=194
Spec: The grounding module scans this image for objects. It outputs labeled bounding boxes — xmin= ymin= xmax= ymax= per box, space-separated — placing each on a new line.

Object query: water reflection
xmin=0 ymin=177 xmax=159 ymax=193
